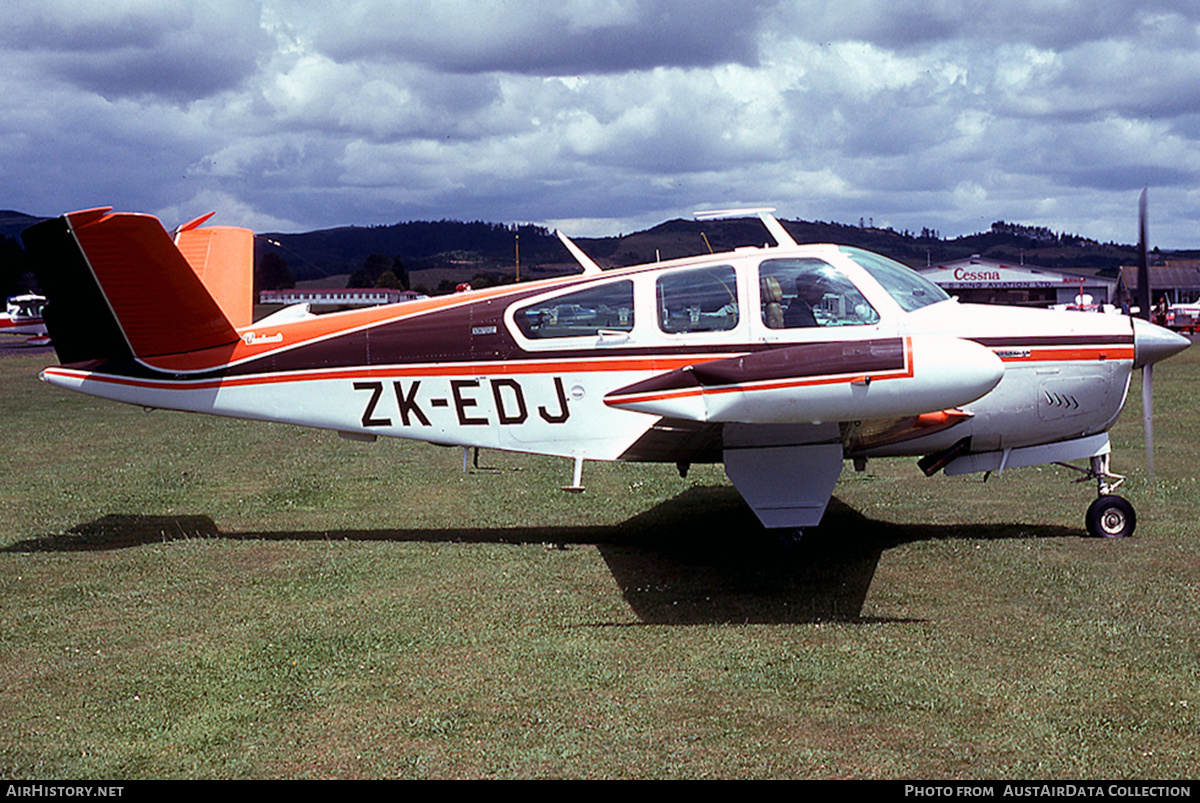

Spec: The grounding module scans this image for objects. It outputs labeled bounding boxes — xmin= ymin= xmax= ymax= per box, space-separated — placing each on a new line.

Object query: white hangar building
xmin=918 ymin=256 xmax=1118 ymax=308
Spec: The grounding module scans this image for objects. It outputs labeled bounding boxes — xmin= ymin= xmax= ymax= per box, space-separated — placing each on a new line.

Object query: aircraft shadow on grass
xmin=6 ymin=486 xmax=1077 ymax=625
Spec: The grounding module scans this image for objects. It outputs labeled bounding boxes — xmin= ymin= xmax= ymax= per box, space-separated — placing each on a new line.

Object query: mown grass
xmin=0 ymin=341 xmax=1197 ymax=779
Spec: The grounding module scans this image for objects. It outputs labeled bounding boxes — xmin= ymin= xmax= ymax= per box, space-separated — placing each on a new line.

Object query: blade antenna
xmin=172 ymin=211 xmax=216 ymax=238
xmin=556 ymin=230 xmax=602 ymax=276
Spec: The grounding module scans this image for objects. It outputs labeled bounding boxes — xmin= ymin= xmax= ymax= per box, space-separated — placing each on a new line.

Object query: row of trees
xmin=256 ymin=247 xmax=525 ymax=296
xmin=989 ymin=220 xmax=1097 ymax=247
xmin=3 ymin=238 xmax=422 ymax=299
xmin=257 ymin=251 xmax=429 ymax=294
xmin=0 ymin=235 xmax=34 ymax=299
xmin=347 ymin=253 xmax=409 ymax=290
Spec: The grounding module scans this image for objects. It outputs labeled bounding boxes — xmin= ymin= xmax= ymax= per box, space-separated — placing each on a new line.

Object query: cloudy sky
xmin=3 ymin=0 xmax=1200 ymax=247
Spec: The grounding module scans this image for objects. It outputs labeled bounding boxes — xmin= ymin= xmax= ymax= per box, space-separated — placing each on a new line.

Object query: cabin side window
xmin=514 ymin=280 xmax=635 ymax=339
xmin=656 ymin=265 xmax=739 ymax=334
xmin=758 ymin=258 xmax=879 ymax=329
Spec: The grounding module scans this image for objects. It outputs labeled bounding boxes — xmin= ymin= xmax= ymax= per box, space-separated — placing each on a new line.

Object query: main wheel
xmin=1085 ymin=495 xmax=1136 ymax=538
xmin=776 ymin=528 xmax=805 ymax=549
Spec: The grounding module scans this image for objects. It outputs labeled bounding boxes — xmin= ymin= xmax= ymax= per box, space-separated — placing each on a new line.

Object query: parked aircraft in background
xmin=22 ymin=205 xmax=1189 ymax=539
xmin=0 ymin=294 xmax=49 ymax=344
xmin=1165 ymin=302 xmax=1200 ymax=333
xmin=1050 ymin=294 xmax=1117 ymax=314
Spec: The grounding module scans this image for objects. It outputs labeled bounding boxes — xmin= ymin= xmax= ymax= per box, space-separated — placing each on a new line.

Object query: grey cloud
xmin=1057 ymin=164 xmax=1196 ymax=192
xmin=7 ymin=1 xmax=270 ymax=101
xmin=301 ymin=0 xmax=772 ymax=74
xmin=7 ymin=0 xmax=1200 ymax=248
xmin=1 ymin=1 xmax=193 ymax=51
xmin=777 ymin=0 xmax=1188 ymax=52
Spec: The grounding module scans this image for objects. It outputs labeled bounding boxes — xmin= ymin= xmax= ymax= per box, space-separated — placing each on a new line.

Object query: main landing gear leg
xmin=777 ymin=528 xmax=805 ymax=549
xmin=1059 ymin=454 xmax=1136 ymax=538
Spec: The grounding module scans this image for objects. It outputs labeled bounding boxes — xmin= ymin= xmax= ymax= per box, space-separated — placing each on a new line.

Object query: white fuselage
xmin=42 ymin=243 xmax=1141 ymax=465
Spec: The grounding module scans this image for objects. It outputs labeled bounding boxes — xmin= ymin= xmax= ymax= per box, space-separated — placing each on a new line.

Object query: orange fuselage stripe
xmin=47 ymin=341 xmax=1134 ymax=394
xmin=995 ymin=347 xmax=1135 ymax=362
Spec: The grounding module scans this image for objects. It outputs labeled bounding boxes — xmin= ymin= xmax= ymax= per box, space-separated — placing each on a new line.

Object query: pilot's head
xmin=796 ymin=275 xmax=831 ymax=305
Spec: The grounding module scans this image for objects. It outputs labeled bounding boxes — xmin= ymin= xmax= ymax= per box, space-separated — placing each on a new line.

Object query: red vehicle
xmin=1167 ymin=303 xmax=1200 ymax=334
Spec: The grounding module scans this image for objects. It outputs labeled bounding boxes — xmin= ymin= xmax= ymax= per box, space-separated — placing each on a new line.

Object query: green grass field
xmin=1 ymin=341 xmax=1197 ymax=779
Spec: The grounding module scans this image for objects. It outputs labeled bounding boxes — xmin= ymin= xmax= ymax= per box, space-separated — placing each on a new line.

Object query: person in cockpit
xmin=783 ymin=275 xmax=829 ymax=327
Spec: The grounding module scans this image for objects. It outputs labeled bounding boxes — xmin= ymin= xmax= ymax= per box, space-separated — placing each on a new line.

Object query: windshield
xmin=839 ymin=247 xmax=950 ymax=312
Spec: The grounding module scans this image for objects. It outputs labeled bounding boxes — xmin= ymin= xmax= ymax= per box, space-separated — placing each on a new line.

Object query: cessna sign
xmin=932 ymin=263 xmax=1059 ymax=289
xmin=918 ymin=257 xmax=1118 ymax=306
xmin=918 ymin=257 xmax=1121 ymax=308
xmin=954 ymin=267 xmax=1001 ymax=282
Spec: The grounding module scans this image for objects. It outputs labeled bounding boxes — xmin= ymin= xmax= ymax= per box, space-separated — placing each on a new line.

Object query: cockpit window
xmin=759 ymin=258 xmax=879 ymax=328
xmin=515 ymin=280 xmax=634 ymax=339
xmin=839 ymin=247 xmax=950 ymax=312
xmin=657 ymin=265 xmax=739 ymax=334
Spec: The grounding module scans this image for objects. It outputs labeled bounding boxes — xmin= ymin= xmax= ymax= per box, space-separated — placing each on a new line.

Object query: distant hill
xmin=265 ymin=215 xmax=1150 ymax=286
xmin=263 ymin=220 xmax=576 ymax=284
xmin=0 ymin=207 xmax=1172 ymax=296
xmin=576 ymin=217 xmax=1145 ymax=274
xmin=0 ymin=212 xmax=44 ymax=297
xmin=0 ymin=211 xmax=45 ymax=242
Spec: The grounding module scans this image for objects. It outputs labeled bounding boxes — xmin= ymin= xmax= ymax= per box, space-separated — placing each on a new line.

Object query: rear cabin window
xmin=656 ymin=265 xmax=739 ymax=334
xmin=758 ymin=258 xmax=879 ymax=329
xmin=515 ymin=280 xmax=634 ymax=339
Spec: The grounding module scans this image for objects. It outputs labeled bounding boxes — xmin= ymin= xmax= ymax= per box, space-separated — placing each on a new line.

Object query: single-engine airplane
xmin=0 ymin=293 xmax=49 ymax=343
xmin=22 ymin=205 xmax=1190 ymax=538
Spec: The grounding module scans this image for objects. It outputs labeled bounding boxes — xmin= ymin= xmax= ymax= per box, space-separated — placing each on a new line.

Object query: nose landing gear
xmin=1085 ymin=494 xmax=1136 ymax=538
xmin=1058 ymin=454 xmax=1136 ymax=538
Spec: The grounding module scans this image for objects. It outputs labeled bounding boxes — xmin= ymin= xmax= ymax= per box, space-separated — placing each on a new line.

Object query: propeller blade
xmin=1143 ymin=363 xmax=1155 ymax=481
xmin=1138 ymin=189 xmax=1155 ymax=481
xmin=1137 ymin=187 xmax=1150 ymax=320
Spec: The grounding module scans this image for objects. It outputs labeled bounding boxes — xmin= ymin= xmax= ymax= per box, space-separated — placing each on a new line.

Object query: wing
xmin=606 ymin=337 xmax=1002 ymax=529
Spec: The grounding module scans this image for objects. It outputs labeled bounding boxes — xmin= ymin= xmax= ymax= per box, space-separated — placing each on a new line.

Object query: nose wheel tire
xmin=1085 ymin=495 xmax=1136 ymax=538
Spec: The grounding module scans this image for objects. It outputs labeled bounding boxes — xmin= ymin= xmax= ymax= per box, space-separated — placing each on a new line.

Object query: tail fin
xmin=23 ymin=209 xmax=246 ymax=365
xmin=175 ymin=219 xmax=254 ymax=329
